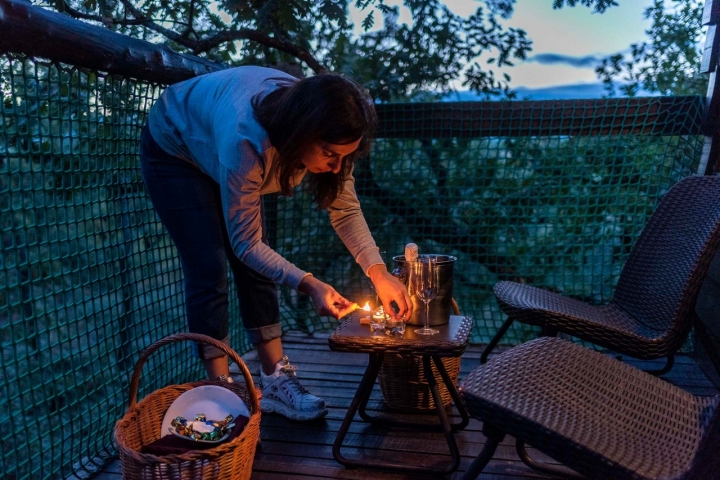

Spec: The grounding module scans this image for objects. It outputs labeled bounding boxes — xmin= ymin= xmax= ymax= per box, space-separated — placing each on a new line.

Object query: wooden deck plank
xmin=91 ymin=334 xmax=718 ymax=480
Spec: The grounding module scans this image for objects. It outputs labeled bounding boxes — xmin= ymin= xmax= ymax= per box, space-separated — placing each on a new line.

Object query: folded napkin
xmin=140 ymin=414 xmax=250 ymax=456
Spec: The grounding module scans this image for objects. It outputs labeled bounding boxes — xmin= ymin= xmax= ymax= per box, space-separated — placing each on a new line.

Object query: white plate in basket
xmin=160 ymin=385 xmax=248 ymax=442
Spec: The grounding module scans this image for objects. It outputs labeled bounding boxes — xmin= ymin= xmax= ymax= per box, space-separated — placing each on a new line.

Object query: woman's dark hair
xmin=252 ymin=72 xmax=377 ymax=209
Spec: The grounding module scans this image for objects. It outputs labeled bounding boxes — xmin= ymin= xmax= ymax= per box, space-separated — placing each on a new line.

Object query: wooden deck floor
xmin=94 ymin=332 xmax=719 ymax=480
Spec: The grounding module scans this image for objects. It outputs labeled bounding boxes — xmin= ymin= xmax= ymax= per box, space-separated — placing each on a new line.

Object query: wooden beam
xmin=699 ymin=68 xmax=720 ymax=174
xmin=700 ymin=0 xmax=720 ymax=173
xmin=375 ymin=97 xmax=704 ymax=139
xmin=0 ymin=0 xmax=225 ymax=85
xmin=701 ymin=25 xmax=718 ymax=74
xmin=703 ymin=0 xmax=720 ymax=25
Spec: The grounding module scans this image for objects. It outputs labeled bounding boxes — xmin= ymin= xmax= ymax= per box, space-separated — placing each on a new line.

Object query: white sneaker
xmin=259 ymin=356 xmax=328 ymax=421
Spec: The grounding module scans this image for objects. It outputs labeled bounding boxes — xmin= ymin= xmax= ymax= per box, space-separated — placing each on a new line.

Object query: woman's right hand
xmin=368 ymin=264 xmax=413 ymax=320
xmin=298 ymin=275 xmax=359 ymax=319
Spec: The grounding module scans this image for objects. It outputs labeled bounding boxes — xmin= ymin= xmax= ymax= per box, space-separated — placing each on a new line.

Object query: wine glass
xmin=412 ymin=256 xmax=439 ymax=335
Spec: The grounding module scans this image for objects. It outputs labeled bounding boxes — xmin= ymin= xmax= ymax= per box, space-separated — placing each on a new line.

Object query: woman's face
xmin=302 ymin=139 xmax=361 ymax=174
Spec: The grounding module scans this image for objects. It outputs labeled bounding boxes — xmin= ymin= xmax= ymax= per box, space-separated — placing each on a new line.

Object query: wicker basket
xmin=378 ymin=299 xmax=462 ymax=412
xmin=114 ymin=333 xmax=261 ymax=480
xmin=379 ymin=354 xmax=461 ymax=411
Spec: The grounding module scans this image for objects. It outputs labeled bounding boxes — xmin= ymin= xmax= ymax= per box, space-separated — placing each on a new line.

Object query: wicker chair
xmin=481 ymin=175 xmax=720 ymax=374
xmin=459 ymin=337 xmax=720 ymax=480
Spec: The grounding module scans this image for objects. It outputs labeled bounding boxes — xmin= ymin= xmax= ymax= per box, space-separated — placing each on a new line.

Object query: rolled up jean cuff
xmin=246 ymin=323 xmax=283 ymax=346
xmin=192 ymin=335 xmax=231 ymax=360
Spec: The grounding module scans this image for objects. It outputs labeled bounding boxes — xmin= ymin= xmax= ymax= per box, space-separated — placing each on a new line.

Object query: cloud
xmin=527 ymin=53 xmax=602 ymax=68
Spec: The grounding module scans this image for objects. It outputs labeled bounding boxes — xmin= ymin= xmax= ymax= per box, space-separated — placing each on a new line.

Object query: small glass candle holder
xmin=369 ymin=305 xmax=389 ymax=332
xmin=385 ymin=314 xmax=406 ymax=335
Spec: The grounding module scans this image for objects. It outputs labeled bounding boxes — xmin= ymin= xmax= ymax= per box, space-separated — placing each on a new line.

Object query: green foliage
xmin=552 ymin=0 xmax=618 ymax=13
xmin=596 ymin=0 xmax=707 ymax=96
xmin=358 ymin=132 xmax=699 ymax=307
xmin=35 ymin=0 xmax=711 ymax=100
xmin=35 ymin=0 xmax=532 ymax=100
xmin=331 ymin=1 xmax=532 ymax=101
xmin=0 ymin=56 xmax=201 ymax=479
xmin=4 ymin=1 xmax=713 ymax=476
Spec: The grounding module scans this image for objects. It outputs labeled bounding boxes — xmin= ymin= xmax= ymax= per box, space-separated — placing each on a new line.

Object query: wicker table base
xmin=328 ymin=315 xmax=473 ymax=476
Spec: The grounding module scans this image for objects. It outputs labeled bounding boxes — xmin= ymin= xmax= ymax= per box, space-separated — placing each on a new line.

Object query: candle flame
xmin=362 ymin=301 xmax=371 ymax=311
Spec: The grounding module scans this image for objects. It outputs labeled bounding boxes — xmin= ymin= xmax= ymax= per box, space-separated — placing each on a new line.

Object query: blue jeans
xmin=139 ymin=125 xmax=282 ymax=359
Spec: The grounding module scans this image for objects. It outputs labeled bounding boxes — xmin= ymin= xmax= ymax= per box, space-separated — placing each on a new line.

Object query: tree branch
xmin=118 ymin=0 xmax=199 ymax=49
xmin=0 ymin=0 xmax=225 ymax=84
xmin=61 ymin=0 xmax=145 ymax=25
xmin=81 ymin=0 xmax=327 ymax=74
xmin=183 ymin=0 xmax=196 ymax=39
xmin=195 ymin=29 xmax=327 ymax=73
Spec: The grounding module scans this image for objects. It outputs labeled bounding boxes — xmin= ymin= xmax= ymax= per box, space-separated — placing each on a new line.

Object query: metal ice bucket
xmin=392 ymin=254 xmax=456 ymax=326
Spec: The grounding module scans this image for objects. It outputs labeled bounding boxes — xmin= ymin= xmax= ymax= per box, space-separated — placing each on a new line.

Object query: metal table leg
xmin=358 ymin=354 xmax=468 ymax=432
xmin=333 ymin=353 xmax=463 ymax=475
xmin=332 ymin=352 xmax=383 ymax=469
xmin=432 ymin=355 xmax=469 ymax=431
xmin=423 ymin=354 xmax=460 ymax=475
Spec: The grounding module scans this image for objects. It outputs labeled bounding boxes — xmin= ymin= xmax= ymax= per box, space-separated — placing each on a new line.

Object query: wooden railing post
xmin=694 ymin=0 xmax=720 ymax=388
xmin=700 ymin=0 xmax=720 ymax=174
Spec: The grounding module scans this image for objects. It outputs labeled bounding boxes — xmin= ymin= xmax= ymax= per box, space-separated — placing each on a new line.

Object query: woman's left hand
xmin=368 ymin=265 xmax=413 ymax=320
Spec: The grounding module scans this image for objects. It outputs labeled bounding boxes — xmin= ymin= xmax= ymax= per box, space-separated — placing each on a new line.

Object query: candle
xmin=369 ymin=304 xmax=387 ymax=331
xmin=359 ymin=301 xmax=372 ymax=324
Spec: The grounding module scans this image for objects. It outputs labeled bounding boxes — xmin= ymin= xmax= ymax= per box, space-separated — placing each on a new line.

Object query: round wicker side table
xmin=328 ymin=314 xmax=473 ymax=476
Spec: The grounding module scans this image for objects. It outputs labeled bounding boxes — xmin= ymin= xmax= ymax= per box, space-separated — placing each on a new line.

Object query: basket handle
xmin=126 ymin=333 xmax=260 ymax=415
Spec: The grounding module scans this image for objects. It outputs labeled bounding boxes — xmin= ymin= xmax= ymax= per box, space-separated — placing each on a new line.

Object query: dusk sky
xmin=350 ymin=0 xmax=658 ymax=92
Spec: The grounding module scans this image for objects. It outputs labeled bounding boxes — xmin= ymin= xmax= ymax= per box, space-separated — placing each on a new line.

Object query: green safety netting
xmin=0 ymin=53 xmax=704 ymax=479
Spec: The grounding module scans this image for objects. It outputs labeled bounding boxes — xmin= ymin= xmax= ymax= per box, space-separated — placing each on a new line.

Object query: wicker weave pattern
xmin=494 ymin=283 xmax=669 ymax=354
xmin=613 ymin=176 xmax=720 ymax=331
xmin=459 ymin=337 xmax=720 ymax=480
xmin=114 ymin=334 xmax=261 ymax=480
xmin=379 ymin=355 xmax=460 ymax=410
xmin=493 ymin=175 xmax=720 ymax=359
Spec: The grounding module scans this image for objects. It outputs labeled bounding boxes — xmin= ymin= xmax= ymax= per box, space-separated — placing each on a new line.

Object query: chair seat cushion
xmin=494 ymin=281 xmax=678 ymax=357
xmin=459 ymin=337 xmax=718 ymax=480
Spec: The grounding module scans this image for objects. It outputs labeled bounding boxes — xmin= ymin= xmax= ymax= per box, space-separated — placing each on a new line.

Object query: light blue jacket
xmin=148 ymin=66 xmax=382 ymax=289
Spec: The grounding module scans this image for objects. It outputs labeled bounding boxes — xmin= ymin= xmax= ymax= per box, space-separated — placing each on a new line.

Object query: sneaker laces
xmin=275 ymin=356 xmax=312 ymax=394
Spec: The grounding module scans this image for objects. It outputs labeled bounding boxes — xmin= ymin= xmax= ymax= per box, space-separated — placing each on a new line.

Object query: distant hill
xmin=444 ymin=82 xmax=655 ymax=101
